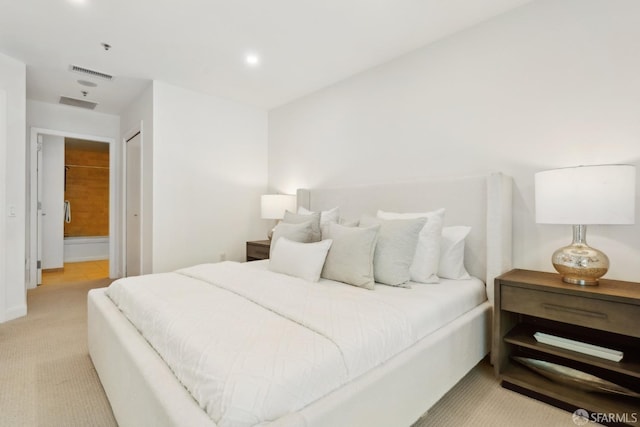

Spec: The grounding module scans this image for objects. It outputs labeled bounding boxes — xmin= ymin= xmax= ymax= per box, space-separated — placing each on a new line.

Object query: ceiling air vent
xmin=69 ymin=64 xmax=114 ymax=81
xmin=59 ymin=96 xmax=98 ymax=110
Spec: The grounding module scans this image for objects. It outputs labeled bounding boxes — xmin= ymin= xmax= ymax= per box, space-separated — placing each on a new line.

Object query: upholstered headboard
xmin=296 ymin=173 xmax=513 ymax=306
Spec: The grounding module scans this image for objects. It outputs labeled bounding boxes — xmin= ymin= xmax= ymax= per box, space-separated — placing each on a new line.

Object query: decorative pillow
xmin=270 ymin=221 xmax=314 ymax=257
xmin=321 ymin=222 xmax=380 ymax=290
xmin=377 ymin=209 xmax=445 ymax=284
xmin=269 ymin=238 xmax=333 ymax=282
xmin=297 ymin=206 xmax=340 ymax=238
xmin=358 ymin=216 xmax=427 ymax=287
xmin=298 ymin=206 xmax=340 ymax=225
xmin=439 ymin=226 xmax=472 ymax=280
xmin=283 ymin=211 xmax=322 ymax=242
xmin=338 ymin=217 xmax=359 ymax=227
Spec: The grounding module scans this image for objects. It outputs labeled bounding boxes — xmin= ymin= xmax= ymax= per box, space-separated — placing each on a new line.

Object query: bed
xmin=88 ymin=172 xmax=512 ymax=427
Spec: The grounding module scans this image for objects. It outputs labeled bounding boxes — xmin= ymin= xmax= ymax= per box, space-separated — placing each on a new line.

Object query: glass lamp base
xmin=552 ymin=242 xmax=609 ymax=286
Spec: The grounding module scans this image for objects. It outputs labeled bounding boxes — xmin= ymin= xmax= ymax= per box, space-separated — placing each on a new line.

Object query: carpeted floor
xmin=414 ymin=359 xmax=581 ymax=427
xmin=0 ymin=278 xmax=117 ymax=427
xmin=0 ymin=278 xmax=582 ymax=427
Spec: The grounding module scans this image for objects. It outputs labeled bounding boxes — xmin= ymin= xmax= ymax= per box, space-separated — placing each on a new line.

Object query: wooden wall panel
xmin=64 ymin=145 xmax=109 ymax=237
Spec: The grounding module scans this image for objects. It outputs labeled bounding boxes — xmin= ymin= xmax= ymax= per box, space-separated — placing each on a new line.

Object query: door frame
xmin=28 ymin=127 xmax=117 ymax=288
xmin=0 ymin=90 xmax=6 ymax=317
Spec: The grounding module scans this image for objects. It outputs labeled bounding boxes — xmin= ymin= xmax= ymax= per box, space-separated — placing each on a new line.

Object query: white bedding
xmin=106 ymin=261 xmax=486 ymax=427
xmin=246 ymin=260 xmax=487 ymax=340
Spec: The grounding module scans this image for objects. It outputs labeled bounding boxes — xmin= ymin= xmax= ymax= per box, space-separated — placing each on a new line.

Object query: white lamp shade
xmin=261 ymin=194 xmax=296 ymax=219
xmin=535 ymin=164 xmax=636 ymax=225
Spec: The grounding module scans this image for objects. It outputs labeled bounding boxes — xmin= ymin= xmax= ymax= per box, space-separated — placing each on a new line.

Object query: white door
xmin=40 ymin=135 xmax=65 ymax=271
xmin=125 ymin=132 xmax=142 ymax=277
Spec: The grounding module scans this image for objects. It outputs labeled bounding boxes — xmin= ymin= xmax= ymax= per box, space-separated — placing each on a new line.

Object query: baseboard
xmin=2 ymin=304 xmax=27 ymax=323
xmin=64 ymin=256 xmax=109 ymax=262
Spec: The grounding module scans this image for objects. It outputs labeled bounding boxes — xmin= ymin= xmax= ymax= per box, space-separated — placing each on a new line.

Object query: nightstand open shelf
xmin=504 ymin=322 xmax=640 ymax=379
xmin=501 ymin=363 xmax=640 ymax=416
xmin=494 ymin=269 xmax=640 ymax=426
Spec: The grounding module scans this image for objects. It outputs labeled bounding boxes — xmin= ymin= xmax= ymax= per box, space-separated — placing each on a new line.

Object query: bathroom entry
xmin=40 ymin=137 xmax=110 ymax=285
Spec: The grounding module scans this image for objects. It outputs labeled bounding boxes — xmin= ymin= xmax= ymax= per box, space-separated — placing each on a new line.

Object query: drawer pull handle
xmin=542 ymin=303 xmax=607 ymax=320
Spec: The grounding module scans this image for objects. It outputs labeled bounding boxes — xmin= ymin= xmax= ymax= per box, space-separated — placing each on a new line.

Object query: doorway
xmin=41 ymin=138 xmax=111 ymax=285
xmin=28 ymin=128 xmax=117 ymax=289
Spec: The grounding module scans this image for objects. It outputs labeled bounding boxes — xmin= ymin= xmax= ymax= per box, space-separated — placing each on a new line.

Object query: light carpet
xmin=413 ymin=358 xmax=579 ymax=427
xmin=0 ymin=278 xmax=116 ymax=427
xmin=0 ymin=278 xmax=579 ymax=427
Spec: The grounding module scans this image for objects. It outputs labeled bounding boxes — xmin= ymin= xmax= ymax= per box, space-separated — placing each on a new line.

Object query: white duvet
xmin=106 ymin=261 xmax=485 ymax=426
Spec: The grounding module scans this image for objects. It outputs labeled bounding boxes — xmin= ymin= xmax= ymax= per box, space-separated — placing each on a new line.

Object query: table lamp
xmin=535 ymin=164 xmax=636 ymax=285
xmin=261 ymin=194 xmax=296 ymax=239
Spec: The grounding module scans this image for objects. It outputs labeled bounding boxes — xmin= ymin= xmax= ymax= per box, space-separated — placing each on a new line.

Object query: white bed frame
xmin=88 ymin=173 xmax=512 ymax=427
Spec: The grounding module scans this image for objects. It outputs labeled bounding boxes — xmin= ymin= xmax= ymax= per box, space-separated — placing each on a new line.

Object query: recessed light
xmin=245 ymin=53 xmax=260 ymax=67
xmin=68 ymin=0 xmax=87 ymax=5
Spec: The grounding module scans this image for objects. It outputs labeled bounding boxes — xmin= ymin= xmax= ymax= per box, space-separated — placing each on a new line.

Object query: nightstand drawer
xmin=246 ymin=241 xmax=270 ymax=260
xmin=502 ymin=285 xmax=640 ymax=338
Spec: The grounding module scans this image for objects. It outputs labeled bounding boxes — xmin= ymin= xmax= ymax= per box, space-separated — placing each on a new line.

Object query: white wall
xmin=41 ymin=135 xmax=64 ymax=269
xmin=0 ymin=52 xmax=26 ymax=322
xmin=152 ymin=81 xmax=268 ymax=272
xmin=269 ymin=0 xmax=640 ymax=282
xmin=120 ymin=83 xmax=154 ymax=275
xmin=27 ymin=101 xmax=121 ymax=138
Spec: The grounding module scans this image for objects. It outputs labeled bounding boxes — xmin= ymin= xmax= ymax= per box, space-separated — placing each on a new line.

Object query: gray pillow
xmin=358 ymin=216 xmax=427 ymax=286
xmin=283 ymin=211 xmax=322 ymax=242
xmin=321 ymin=222 xmax=380 ymax=290
xmin=270 ymin=221 xmax=314 ymax=257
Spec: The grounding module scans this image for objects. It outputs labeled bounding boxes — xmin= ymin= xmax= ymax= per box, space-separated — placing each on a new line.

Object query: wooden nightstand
xmin=246 ymin=240 xmax=270 ymax=261
xmin=494 ymin=269 xmax=640 ymax=425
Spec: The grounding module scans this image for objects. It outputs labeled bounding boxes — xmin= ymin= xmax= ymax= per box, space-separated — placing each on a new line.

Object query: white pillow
xmin=339 ymin=217 xmax=359 ymax=227
xmin=298 ymin=206 xmax=340 ymax=237
xmin=377 ymin=208 xmax=445 ymax=284
xmin=439 ymin=226 xmax=471 ymax=280
xmin=269 ymin=238 xmax=333 ymax=282
xmin=298 ymin=206 xmax=340 ymax=224
xmin=321 ymin=222 xmax=379 ymax=290
xmin=283 ymin=211 xmax=322 ymax=242
xmin=359 ymin=216 xmax=427 ymax=287
xmin=270 ymin=221 xmax=314 ymax=257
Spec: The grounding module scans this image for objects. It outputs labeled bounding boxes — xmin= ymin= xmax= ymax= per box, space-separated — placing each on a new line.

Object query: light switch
xmin=8 ymin=206 xmax=16 ymax=217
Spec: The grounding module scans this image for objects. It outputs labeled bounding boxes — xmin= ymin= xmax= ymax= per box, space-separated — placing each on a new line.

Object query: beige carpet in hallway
xmin=0 ymin=278 xmax=117 ymax=427
xmin=0 ymin=277 xmax=583 ymax=427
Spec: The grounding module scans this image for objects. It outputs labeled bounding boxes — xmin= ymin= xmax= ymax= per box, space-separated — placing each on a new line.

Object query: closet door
xmin=125 ymin=132 xmax=142 ymax=277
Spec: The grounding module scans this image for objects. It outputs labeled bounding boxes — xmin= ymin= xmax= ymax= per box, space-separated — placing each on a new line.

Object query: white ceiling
xmin=0 ymin=0 xmax=532 ymax=114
